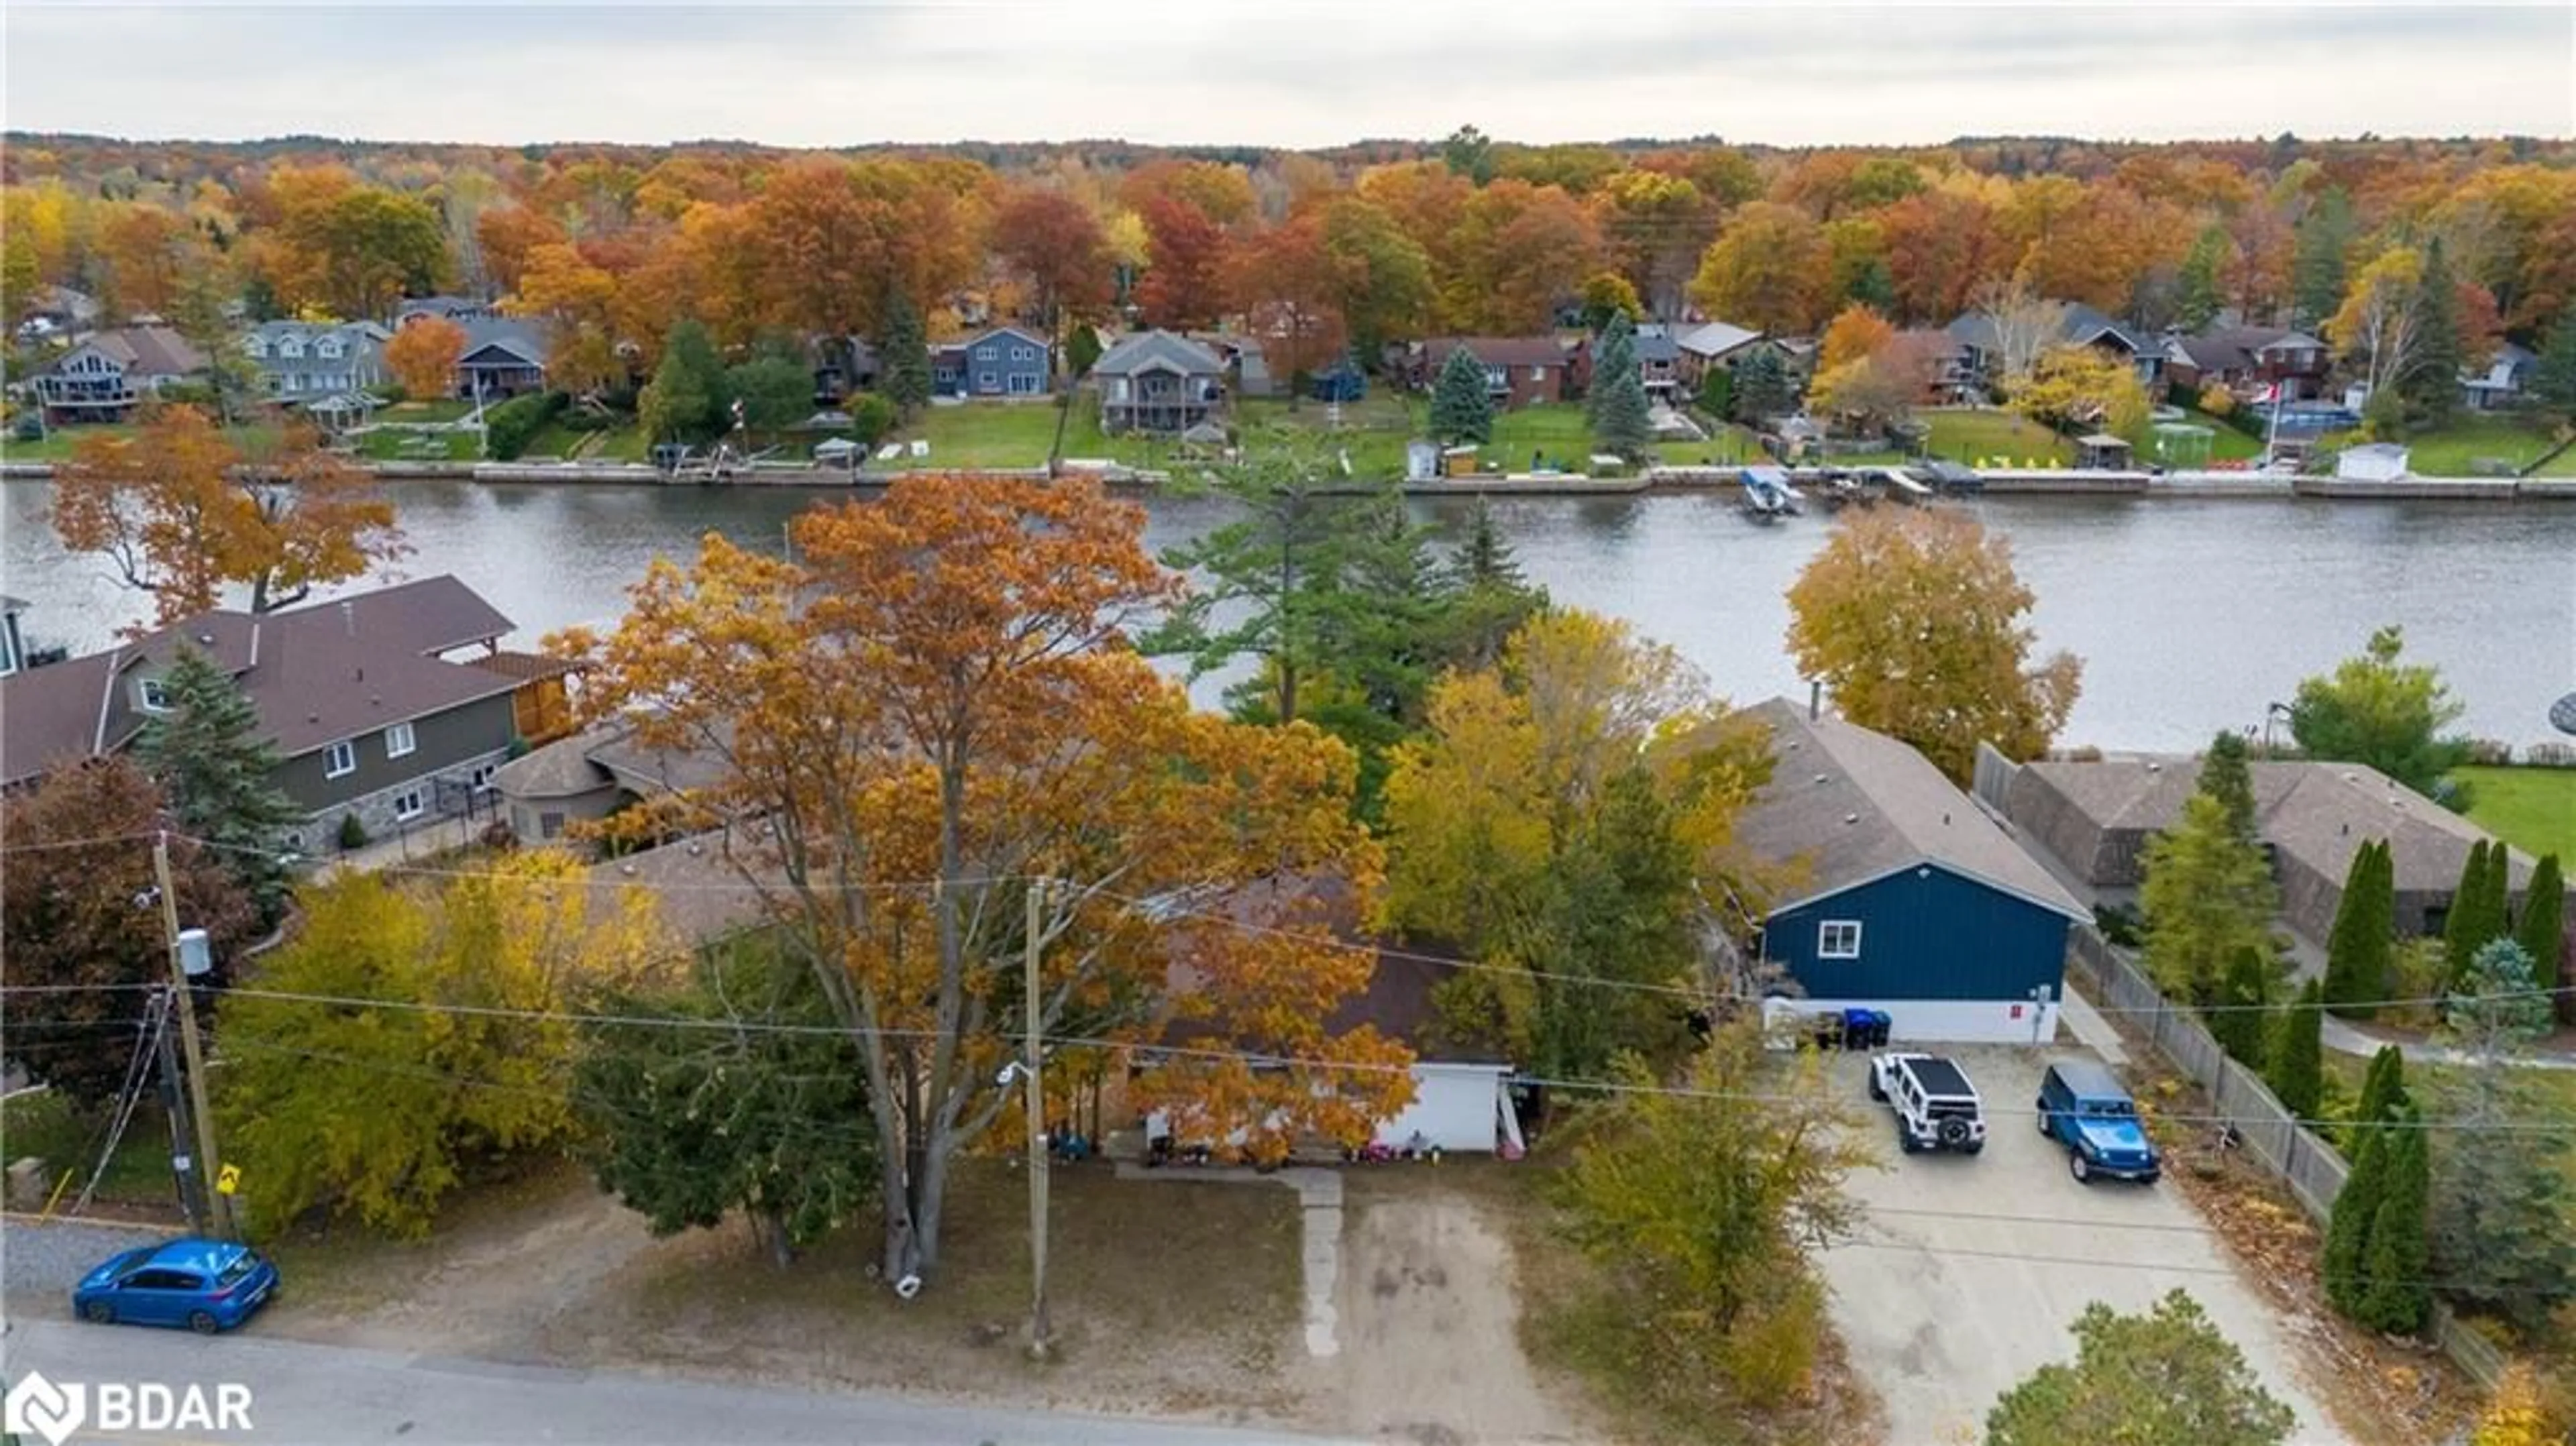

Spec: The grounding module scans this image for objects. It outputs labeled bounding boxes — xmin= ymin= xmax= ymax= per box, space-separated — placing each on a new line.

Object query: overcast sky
xmin=6 ymin=3 xmax=2572 ymax=149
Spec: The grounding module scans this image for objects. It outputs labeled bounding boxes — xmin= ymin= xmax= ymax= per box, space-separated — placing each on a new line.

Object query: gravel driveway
xmin=1816 ymin=1046 xmax=2338 ymax=1445
xmin=2 ymin=1217 xmax=170 ymax=1299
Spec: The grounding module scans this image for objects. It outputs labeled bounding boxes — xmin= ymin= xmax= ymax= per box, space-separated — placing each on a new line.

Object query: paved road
xmin=0 ymin=1317 xmax=1360 ymax=1446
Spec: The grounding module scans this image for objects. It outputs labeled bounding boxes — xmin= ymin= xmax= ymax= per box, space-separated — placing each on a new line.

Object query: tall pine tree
xmin=2200 ymin=730 xmax=2259 ymax=843
xmin=2322 ymin=838 xmax=2394 ymax=1016
xmin=1731 ymin=347 xmax=1794 ymax=425
xmin=2210 ymin=944 xmax=2273 ymax=1067
xmin=2264 ymin=977 xmax=2323 ymax=1119
xmin=137 ymin=645 xmax=300 ymax=922
xmin=1430 ymin=347 xmax=1495 ymax=445
xmin=2175 ymin=225 xmax=2230 ymax=332
xmin=2324 ymin=1113 xmax=2390 ymax=1315
xmin=2445 ymin=840 xmax=2508 ymax=987
xmin=876 ymin=286 xmax=932 ymax=416
xmin=2514 ymin=852 xmax=2564 ymax=1003
xmin=2402 ymin=238 xmax=2463 ymax=429
xmin=2532 ymin=300 xmax=2576 ymax=419
xmin=1587 ymin=313 xmax=1652 ymax=461
xmin=2356 ymin=1106 xmax=2432 ymax=1335
xmin=2290 ymin=188 xmax=2354 ymax=332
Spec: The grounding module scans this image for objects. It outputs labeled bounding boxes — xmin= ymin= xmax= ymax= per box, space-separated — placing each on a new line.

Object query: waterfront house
xmin=932 ymin=326 xmax=1051 ymax=400
xmin=494 ymin=718 xmax=733 ymax=848
xmin=242 ymin=320 xmax=392 ymax=406
xmin=1733 ymin=698 xmax=2087 ymax=1044
xmin=2461 ymin=343 xmax=2536 ymax=412
xmin=1413 ymin=337 xmax=1587 ymax=408
xmin=2000 ymin=754 xmax=2551 ymax=954
xmin=1095 ymin=329 xmax=1228 ymax=435
xmin=1633 ymin=324 xmax=1684 ymax=401
xmin=452 ymin=318 xmax=549 ymax=399
xmin=2164 ymin=325 xmax=2332 ymax=402
xmin=32 ymin=326 xmax=207 ymax=424
xmin=0 ymin=577 xmax=574 ymax=852
xmin=1947 ymin=302 xmax=2165 ymax=392
xmin=1673 ymin=319 xmax=1768 ymax=391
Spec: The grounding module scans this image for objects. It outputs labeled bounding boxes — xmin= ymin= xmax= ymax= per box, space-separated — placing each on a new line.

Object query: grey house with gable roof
xmin=1095 ymin=330 xmax=1227 ymax=435
xmin=243 ymin=319 xmax=392 ymax=403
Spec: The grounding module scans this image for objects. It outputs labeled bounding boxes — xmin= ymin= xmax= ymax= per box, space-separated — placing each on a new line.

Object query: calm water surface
xmin=4 ymin=480 xmax=2569 ymax=753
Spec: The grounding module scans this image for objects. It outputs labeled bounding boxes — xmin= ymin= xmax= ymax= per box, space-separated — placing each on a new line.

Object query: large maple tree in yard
xmin=52 ymin=404 xmax=406 ymax=624
xmin=559 ymin=478 xmax=1409 ymax=1284
xmin=1786 ymin=508 xmax=2081 ymax=785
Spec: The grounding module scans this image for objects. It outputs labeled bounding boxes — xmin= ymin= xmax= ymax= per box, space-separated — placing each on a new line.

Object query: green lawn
xmin=356 ymin=428 xmax=479 ymax=462
xmin=381 ymin=398 xmax=478 ymax=423
xmin=0 ymin=1091 xmax=175 ymax=1208
xmin=1921 ymin=410 xmax=2074 ymax=467
xmin=2395 ymin=416 xmax=2567 ymax=477
xmin=2147 ymin=405 xmax=2268 ymax=465
xmin=2459 ymin=765 xmax=2576 ymax=863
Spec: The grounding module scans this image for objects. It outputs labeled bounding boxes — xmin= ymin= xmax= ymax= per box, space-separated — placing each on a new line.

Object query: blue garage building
xmin=1735 ymin=698 xmax=2088 ymax=1044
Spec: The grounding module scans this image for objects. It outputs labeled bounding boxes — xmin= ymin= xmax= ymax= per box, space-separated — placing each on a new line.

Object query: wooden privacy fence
xmin=2063 ymin=925 xmax=2505 ymax=1386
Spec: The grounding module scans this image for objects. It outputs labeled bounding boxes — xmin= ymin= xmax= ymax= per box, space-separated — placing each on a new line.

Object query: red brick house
xmin=1413 ymin=336 xmax=1587 ymax=408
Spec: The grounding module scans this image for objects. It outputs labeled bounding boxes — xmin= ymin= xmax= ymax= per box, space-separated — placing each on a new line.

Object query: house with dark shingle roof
xmin=2164 ymin=325 xmax=2331 ymax=402
xmin=1736 ymin=698 xmax=2088 ymax=1043
xmin=34 ymin=325 xmax=209 ymax=423
xmin=451 ymin=317 xmax=549 ymax=399
xmin=242 ymin=320 xmax=393 ymax=405
xmin=0 ymin=577 xmax=570 ymax=852
xmin=2000 ymin=755 xmax=2556 ymax=952
xmin=1947 ymin=302 xmax=2167 ymax=391
xmin=1411 ymin=336 xmax=1588 ymax=408
xmin=1095 ymin=329 xmax=1228 ymax=435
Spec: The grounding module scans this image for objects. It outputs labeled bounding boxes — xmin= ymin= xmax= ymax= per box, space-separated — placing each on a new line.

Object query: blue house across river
xmin=1735 ymin=697 xmax=2087 ymax=1044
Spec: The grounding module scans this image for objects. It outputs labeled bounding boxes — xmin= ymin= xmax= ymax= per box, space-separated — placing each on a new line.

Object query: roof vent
xmin=2144 ymin=761 xmax=2161 ymax=773
xmin=1815 ymin=773 xmax=1829 ymax=785
xmin=1844 ymin=812 xmax=1860 ymax=825
xmin=1942 ymin=812 xmax=1951 ymax=825
xmin=619 ymin=863 xmax=639 ymax=877
xmin=197 ymin=632 xmax=214 ymax=645
xmin=2343 ymin=772 xmax=2359 ymax=783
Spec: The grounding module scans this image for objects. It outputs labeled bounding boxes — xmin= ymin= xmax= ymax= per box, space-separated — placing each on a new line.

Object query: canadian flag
xmin=2255 ymin=382 xmax=2279 ymax=404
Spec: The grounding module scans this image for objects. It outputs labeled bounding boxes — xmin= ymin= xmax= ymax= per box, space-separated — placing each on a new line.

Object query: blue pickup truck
xmin=2035 ymin=1059 xmax=2161 ymax=1184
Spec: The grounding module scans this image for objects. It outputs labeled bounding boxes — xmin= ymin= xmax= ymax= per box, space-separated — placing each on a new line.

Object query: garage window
xmin=1818 ymin=920 xmax=1862 ymax=959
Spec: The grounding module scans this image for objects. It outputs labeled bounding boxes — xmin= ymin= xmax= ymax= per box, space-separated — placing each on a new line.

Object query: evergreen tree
xmin=2532 ymin=300 xmax=2576 ymax=419
xmin=1731 ymin=347 xmax=1794 ymax=425
xmin=1430 ymin=347 xmax=1495 ymax=445
xmin=2355 ymin=1107 xmax=2432 ymax=1335
xmin=2402 ymin=239 xmax=2463 ymax=429
xmin=2323 ymin=1116 xmax=2389 ymax=1316
xmin=877 ymin=286 xmax=932 ymax=415
xmin=2445 ymin=840 xmax=2504 ymax=986
xmin=2290 ymin=188 xmax=2353 ymax=332
xmin=1843 ymin=256 xmax=1896 ymax=315
xmin=1434 ymin=498 xmax=1548 ymax=675
xmin=2514 ymin=852 xmax=2563 ymax=1001
xmin=1696 ymin=366 xmax=1733 ymax=420
xmin=2351 ymin=1044 xmax=2408 ymax=1136
xmin=1587 ymin=313 xmax=1652 ymax=460
xmin=2176 ymin=225 xmax=2229 ymax=332
xmin=2264 ymin=978 xmax=2323 ymax=1119
xmin=2210 ymin=944 xmax=2273 ymax=1067
xmin=136 ymin=646 xmax=300 ymax=922
xmin=2322 ymin=838 xmax=2394 ymax=1016
xmin=2141 ymin=792 xmax=2282 ymax=1006
xmin=2199 ymin=730 xmax=2259 ymax=844
xmin=639 ymin=319 xmax=729 ymax=446
xmin=2430 ymin=938 xmax=2576 ymax=1333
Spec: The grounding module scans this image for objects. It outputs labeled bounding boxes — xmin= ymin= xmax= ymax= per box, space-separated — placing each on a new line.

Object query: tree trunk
xmin=757 ymin=1207 xmax=796 ymax=1269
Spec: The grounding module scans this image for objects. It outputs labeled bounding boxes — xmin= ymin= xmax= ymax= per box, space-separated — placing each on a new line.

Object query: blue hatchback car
xmin=2035 ymin=1059 xmax=2161 ymax=1184
xmin=73 ymin=1237 xmax=278 ymax=1334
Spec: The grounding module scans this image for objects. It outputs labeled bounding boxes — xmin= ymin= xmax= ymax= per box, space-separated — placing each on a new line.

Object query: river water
xmin=4 ymin=480 xmax=2569 ymax=753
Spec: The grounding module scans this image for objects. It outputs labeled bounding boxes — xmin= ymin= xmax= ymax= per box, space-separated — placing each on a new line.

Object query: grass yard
xmin=2394 ymin=416 xmax=2567 ymax=477
xmin=885 ymin=400 xmax=1070 ymax=469
xmin=2148 ymin=406 xmax=2268 ymax=465
xmin=1921 ymin=410 xmax=2074 ymax=467
xmin=356 ymin=427 xmax=479 ymax=462
xmin=382 ymin=398 xmax=478 ymax=423
xmin=2457 ymin=765 xmax=2576 ymax=863
xmin=0 ymin=1089 xmax=176 ymax=1209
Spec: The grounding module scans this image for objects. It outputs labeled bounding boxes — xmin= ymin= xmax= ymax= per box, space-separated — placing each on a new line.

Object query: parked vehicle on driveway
xmin=72 ymin=1237 xmax=278 ymax=1334
xmin=2036 ymin=1059 xmax=2161 ymax=1184
xmin=1869 ymin=1052 xmax=1986 ymax=1155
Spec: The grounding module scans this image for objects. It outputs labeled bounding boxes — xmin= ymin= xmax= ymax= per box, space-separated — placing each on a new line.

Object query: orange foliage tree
xmin=555 ymin=478 xmax=1409 ymax=1284
xmin=1817 ymin=303 xmax=1897 ymax=374
xmin=383 ymin=315 xmax=466 ymax=398
xmin=1690 ymin=201 xmax=1831 ymax=335
xmin=52 ymin=405 xmax=407 ymax=623
xmin=1227 ymin=213 xmax=1352 ymax=406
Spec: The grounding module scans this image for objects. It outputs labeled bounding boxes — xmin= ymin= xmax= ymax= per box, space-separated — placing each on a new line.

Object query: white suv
xmin=1869 ymin=1052 xmax=1987 ymax=1156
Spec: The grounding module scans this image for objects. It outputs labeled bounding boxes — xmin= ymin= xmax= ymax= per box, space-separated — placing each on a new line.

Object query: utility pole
xmin=147 ymin=989 xmax=211 ymax=1231
xmin=155 ymin=830 xmax=233 ymax=1239
xmin=1022 ymin=876 xmax=1052 ymax=1358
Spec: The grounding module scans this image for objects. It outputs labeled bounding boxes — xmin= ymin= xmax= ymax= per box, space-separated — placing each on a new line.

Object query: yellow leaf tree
xmin=2468 ymin=1364 xmax=2557 ymax=1446
xmin=558 ymin=477 xmax=1408 ymax=1282
xmin=1381 ymin=610 xmax=1772 ymax=1076
xmin=1689 ymin=201 xmax=1832 ymax=335
xmin=1816 ymin=303 xmax=1896 ymax=375
xmin=2008 ymin=343 xmax=2150 ymax=439
xmin=217 ymin=852 xmax=672 ymax=1237
xmin=52 ymin=404 xmax=407 ymax=624
xmin=2324 ymin=245 xmax=2425 ymax=402
xmin=1785 ymin=508 xmax=2082 ymax=784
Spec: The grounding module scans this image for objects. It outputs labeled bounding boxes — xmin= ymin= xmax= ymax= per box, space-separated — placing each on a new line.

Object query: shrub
xmin=336 ymin=812 xmax=368 ymax=851
xmin=847 ymin=392 xmax=898 ymax=445
xmin=483 ymin=390 xmax=569 ymax=461
xmin=2197 ymin=384 xmax=2235 ymax=418
xmin=2094 ymin=903 xmax=2145 ymax=948
xmin=374 ymin=383 xmax=409 ymax=406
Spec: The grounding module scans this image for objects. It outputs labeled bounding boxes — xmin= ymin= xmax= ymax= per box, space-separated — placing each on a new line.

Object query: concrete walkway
xmin=1117 ymin=1162 xmax=1344 ymax=1359
xmin=2056 ymin=985 xmax=2128 ymax=1064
